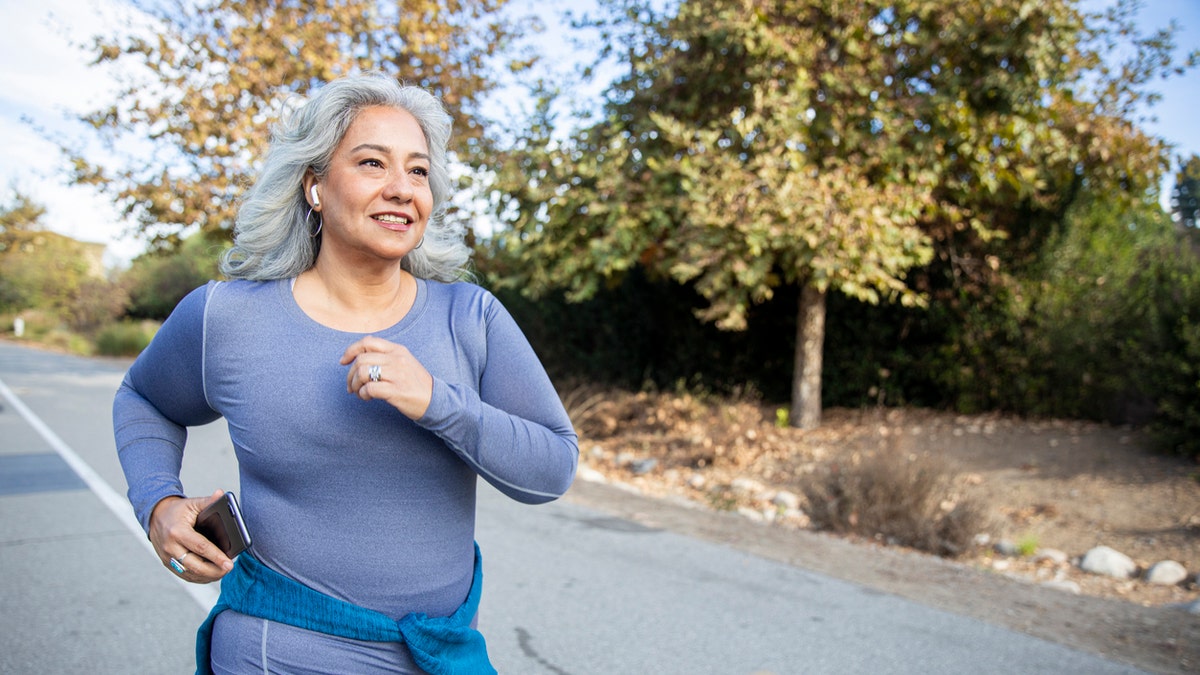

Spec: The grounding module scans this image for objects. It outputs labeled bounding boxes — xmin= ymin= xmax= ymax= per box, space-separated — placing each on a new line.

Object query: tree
xmin=0 ymin=189 xmax=125 ymax=330
xmin=489 ymin=0 xmax=1193 ymax=428
xmin=0 ymin=190 xmax=50 ymax=311
xmin=65 ymin=0 xmax=537 ymax=249
xmin=911 ymin=0 xmax=1195 ymax=415
xmin=0 ymin=190 xmax=46 ymax=253
xmin=1171 ymin=154 xmax=1200 ymax=231
xmin=121 ymin=231 xmax=226 ymax=320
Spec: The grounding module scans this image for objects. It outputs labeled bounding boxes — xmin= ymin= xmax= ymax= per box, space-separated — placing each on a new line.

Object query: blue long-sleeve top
xmin=113 ymin=277 xmax=578 ymax=622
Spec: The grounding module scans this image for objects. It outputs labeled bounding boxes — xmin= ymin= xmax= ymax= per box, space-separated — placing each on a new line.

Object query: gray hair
xmin=220 ymin=73 xmax=470 ymax=282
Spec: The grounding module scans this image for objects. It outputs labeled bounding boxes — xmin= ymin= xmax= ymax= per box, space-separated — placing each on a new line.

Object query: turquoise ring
xmin=169 ymin=557 xmax=186 ymax=575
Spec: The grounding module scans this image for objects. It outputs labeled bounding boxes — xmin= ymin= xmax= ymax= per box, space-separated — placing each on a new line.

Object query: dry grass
xmin=799 ymin=450 xmax=992 ymax=557
xmin=563 ymin=382 xmax=994 ymax=558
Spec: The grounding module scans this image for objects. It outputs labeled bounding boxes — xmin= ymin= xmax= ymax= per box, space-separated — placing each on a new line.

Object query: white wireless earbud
xmin=310 ymin=185 xmax=321 ymax=208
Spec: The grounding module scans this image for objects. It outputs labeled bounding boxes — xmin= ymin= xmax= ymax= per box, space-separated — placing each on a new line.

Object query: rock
xmin=737 ymin=506 xmax=765 ymax=522
xmin=772 ymin=490 xmax=801 ymax=510
xmin=575 ymin=465 xmax=608 ymax=483
xmin=781 ymin=509 xmax=811 ymax=528
xmin=1186 ymin=599 xmax=1200 ymax=615
xmin=1033 ymin=548 xmax=1069 ymax=565
xmin=730 ymin=477 xmax=765 ymax=497
xmin=1041 ymin=579 xmax=1081 ymax=594
xmin=1079 ymin=545 xmax=1137 ymax=579
xmin=1144 ymin=560 xmax=1188 ymax=586
xmin=994 ymin=539 xmax=1020 ymax=557
xmin=629 ymin=458 xmax=659 ymax=475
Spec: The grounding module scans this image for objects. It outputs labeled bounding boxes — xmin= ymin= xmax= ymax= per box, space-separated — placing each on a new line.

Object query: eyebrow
xmin=350 ymin=143 xmax=430 ymax=162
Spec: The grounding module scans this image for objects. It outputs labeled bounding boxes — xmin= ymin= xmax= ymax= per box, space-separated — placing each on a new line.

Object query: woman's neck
xmin=293 ymin=258 xmax=415 ymax=333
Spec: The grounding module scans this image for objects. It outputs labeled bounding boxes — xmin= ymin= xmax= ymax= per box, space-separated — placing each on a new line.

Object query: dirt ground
xmin=564 ymin=387 xmax=1200 ymax=673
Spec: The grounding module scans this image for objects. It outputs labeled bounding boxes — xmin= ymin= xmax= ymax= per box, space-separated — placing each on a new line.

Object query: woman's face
xmin=315 ymin=105 xmax=433 ymax=263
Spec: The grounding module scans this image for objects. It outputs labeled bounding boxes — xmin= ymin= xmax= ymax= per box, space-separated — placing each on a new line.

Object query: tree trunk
xmin=790 ymin=282 xmax=826 ymax=430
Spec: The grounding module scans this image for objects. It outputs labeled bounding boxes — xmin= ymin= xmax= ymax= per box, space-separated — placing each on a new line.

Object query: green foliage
xmin=95 ymin=320 xmax=159 ymax=357
xmin=1 ymin=310 xmax=56 ymax=342
xmin=0 ymin=191 xmax=50 ymax=312
xmin=68 ymin=0 xmax=539 ymax=248
xmin=1016 ymin=534 xmax=1040 ymax=558
xmin=1118 ymin=253 xmax=1200 ymax=458
xmin=1172 ymin=154 xmax=1200 ymax=231
xmin=909 ymin=191 xmax=1200 ymax=458
xmin=65 ymin=277 xmax=130 ymax=333
xmin=39 ymin=330 xmax=96 ymax=356
xmin=486 ymin=0 xmax=1191 ymax=429
xmin=1148 ymin=315 xmax=1200 ymax=457
xmin=1024 ymin=195 xmax=1197 ymax=436
xmin=483 ymin=260 xmax=795 ymax=394
xmin=121 ymin=232 xmax=225 ymax=320
xmin=494 ymin=0 xmax=941 ymax=328
xmin=484 ymin=180 xmax=1200 ymax=457
xmin=0 ymin=189 xmax=127 ymax=332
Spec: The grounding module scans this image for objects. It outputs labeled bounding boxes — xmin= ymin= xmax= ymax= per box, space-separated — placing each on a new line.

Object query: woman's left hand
xmin=340 ymin=335 xmax=434 ymax=419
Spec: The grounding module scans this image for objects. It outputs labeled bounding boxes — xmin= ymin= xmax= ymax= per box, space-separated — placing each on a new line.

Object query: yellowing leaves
xmin=71 ymin=0 xmax=530 ymax=245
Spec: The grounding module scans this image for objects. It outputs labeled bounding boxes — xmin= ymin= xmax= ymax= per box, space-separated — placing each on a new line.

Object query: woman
xmin=113 ymin=73 xmax=578 ymax=674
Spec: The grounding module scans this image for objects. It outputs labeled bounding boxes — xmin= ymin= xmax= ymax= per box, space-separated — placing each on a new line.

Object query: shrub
xmin=1137 ymin=292 xmax=1200 ymax=459
xmin=62 ymin=277 xmax=129 ymax=333
xmin=4 ymin=310 xmax=58 ymax=342
xmin=40 ymin=329 xmax=95 ymax=356
xmin=95 ymin=320 xmax=159 ymax=357
xmin=800 ymin=450 xmax=990 ymax=558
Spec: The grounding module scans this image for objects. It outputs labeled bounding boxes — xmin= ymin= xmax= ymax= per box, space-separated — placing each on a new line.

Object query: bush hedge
xmin=95 ymin=320 xmax=159 ymax=357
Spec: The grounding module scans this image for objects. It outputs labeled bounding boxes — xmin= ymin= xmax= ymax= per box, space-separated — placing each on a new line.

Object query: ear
xmin=303 ymin=172 xmax=321 ymax=210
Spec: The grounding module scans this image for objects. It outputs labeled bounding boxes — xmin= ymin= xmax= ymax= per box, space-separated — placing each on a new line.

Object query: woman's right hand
xmin=147 ymin=490 xmax=235 ymax=584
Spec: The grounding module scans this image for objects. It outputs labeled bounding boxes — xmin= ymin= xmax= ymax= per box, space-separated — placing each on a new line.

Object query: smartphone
xmin=195 ymin=491 xmax=252 ymax=558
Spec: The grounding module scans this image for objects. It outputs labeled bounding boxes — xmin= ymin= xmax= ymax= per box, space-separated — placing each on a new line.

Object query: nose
xmin=383 ymin=170 xmax=414 ymax=202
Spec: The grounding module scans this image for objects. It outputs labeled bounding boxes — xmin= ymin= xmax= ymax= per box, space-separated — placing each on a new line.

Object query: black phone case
xmin=195 ymin=492 xmax=251 ymax=558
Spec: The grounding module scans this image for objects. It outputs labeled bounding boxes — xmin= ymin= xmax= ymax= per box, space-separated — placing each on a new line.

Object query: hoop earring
xmin=413 ymin=236 xmax=424 ymax=250
xmin=306 ymin=207 xmax=323 ymax=237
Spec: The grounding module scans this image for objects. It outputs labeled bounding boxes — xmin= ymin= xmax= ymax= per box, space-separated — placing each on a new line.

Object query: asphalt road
xmin=0 ymin=340 xmax=1147 ymax=674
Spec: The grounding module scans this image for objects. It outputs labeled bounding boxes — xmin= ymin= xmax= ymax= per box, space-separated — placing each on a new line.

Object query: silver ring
xmin=368 ymin=365 xmax=382 ymax=382
xmin=169 ymin=557 xmax=187 ymax=575
xmin=177 ymin=551 xmax=190 ymax=563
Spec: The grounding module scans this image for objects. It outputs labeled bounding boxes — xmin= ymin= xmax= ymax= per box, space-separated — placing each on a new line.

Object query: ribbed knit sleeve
xmin=419 ymin=291 xmax=578 ymax=504
xmin=113 ymin=283 xmax=221 ymax=531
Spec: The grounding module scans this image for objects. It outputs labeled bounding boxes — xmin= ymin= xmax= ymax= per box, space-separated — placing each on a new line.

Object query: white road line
xmin=0 ymin=375 xmax=218 ymax=609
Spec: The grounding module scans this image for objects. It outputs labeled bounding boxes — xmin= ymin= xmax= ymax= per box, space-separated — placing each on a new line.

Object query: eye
xmin=411 ymin=166 xmax=429 ymax=177
xmin=360 ymin=158 xmax=385 ymax=169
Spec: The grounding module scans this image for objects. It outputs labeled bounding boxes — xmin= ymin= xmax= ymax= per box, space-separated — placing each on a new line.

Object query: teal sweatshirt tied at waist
xmin=195 ymin=543 xmax=495 ymax=675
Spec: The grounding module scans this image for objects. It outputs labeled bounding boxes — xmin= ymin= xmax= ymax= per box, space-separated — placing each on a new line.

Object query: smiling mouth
xmin=375 ymin=214 xmax=412 ymax=225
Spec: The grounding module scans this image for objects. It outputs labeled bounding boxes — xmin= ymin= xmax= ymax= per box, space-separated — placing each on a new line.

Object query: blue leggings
xmin=210 ymin=610 xmax=426 ymax=674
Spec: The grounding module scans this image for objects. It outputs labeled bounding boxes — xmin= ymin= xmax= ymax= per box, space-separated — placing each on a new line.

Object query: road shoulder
xmin=565 ymin=477 xmax=1199 ymax=675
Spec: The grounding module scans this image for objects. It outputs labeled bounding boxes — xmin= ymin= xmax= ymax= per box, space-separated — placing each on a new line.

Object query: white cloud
xmin=0 ymin=0 xmax=145 ymax=268
xmin=0 ymin=3 xmax=112 ymax=108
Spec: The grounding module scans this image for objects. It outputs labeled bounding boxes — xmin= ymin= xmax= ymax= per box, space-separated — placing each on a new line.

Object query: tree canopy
xmin=1172 ymin=154 xmax=1200 ymax=231
xmin=55 ymin=0 xmax=1198 ymax=436
xmin=486 ymin=0 xmax=1194 ymax=428
xmin=0 ymin=189 xmax=123 ymax=330
xmin=67 ymin=0 xmax=536 ymax=249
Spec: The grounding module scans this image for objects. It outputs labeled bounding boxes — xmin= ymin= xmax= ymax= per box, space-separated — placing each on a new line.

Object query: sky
xmin=1 ymin=0 xmax=1198 ymax=269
